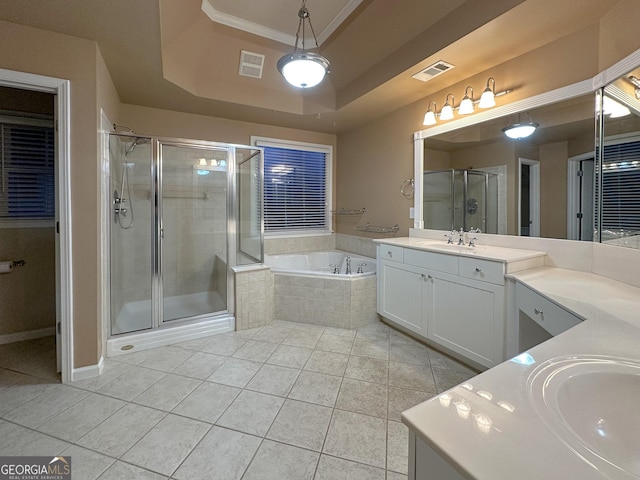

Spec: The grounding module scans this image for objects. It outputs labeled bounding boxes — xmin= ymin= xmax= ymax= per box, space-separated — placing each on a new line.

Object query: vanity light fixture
xmin=478 ymin=77 xmax=497 ymax=108
xmin=502 ymin=112 xmax=539 ymax=139
xmin=458 ymin=86 xmax=475 ymax=115
xmin=423 ymin=101 xmax=438 ymax=125
xmin=440 ymin=93 xmax=455 ymax=120
xmin=277 ymin=0 xmax=330 ymax=89
xmin=628 ymin=75 xmax=640 ymax=99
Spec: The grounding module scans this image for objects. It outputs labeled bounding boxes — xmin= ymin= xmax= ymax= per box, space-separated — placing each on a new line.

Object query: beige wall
xmin=0 ymin=228 xmax=55 ymax=335
xmin=0 ymin=20 xmax=103 ymax=367
xmin=538 ymin=142 xmax=569 ymax=238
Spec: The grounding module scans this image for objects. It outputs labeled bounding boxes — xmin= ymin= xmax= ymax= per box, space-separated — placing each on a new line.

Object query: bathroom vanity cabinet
xmin=377 ymin=244 xmax=505 ymax=369
xmin=515 ymin=282 xmax=583 ymax=352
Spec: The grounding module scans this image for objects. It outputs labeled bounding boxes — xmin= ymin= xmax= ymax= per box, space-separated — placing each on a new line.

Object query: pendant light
xmin=502 ymin=112 xmax=539 ymax=139
xmin=277 ymin=0 xmax=330 ymax=89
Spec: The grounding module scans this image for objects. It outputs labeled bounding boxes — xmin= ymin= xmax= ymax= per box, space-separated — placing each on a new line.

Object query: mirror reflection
xmin=598 ymin=70 xmax=640 ymax=249
xmin=423 ymin=93 xmax=595 ymax=240
xmin=420 ymin=69 xmax=640 ymax=249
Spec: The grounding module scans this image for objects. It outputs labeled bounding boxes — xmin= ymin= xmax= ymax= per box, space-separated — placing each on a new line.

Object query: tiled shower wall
xmin=234 ymin=267 xmax=274 ymax=331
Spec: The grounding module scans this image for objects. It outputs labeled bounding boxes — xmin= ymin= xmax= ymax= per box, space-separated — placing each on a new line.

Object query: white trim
xmin=0 ymin=68 xmax=73 ymax=384
xmin=413 ymin=138 xmax=424 ymax=229
xmin=71 ymin=356 xmax=104 ymax=382
xmin=567 ymin=152 xmax=594 ymax=240
xmin=0 ymin=327 xmax=56 ymax=345
xmin=99 ymin=111 xmax=114 ymax=370
xmin=200 ymin=0 xmax=363 ymax=47
xmin=107 ymin=314 xmax=234 ymax=357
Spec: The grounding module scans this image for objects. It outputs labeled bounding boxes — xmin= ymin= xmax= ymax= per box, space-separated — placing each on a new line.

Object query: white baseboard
xmin=0 ymin=327 xmax=56 ymax=345
xmin=106 ymin=314 xmax=235 ymax=357
xmin=71 ymin=356 xmax=104 ymax=382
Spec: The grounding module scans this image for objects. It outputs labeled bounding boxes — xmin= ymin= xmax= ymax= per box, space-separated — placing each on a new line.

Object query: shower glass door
xmin=109 ymin=134 xmax=153 ymax=334
xmin=466 ymin=171 xmax=487 ymax=232
xmin=159 ymin=142 xmax=229 ymax=322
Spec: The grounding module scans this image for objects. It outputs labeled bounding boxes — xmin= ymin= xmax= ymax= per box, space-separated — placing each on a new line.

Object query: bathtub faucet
xmin=345 ymin=256 xmax=352 ymax=275
xmin=329 ymin=264 xmax=339 ymax=274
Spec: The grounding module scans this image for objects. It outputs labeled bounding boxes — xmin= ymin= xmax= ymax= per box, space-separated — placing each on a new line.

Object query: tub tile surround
xmin=0 ymin=321 xmax=477 ymax=479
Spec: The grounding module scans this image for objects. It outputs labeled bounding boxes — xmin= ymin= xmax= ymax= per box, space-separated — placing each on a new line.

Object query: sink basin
xmin=528 ymin=356 xmax=640 ymax=478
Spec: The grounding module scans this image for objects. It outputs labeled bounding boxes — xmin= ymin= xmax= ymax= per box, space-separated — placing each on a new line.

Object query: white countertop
xmin=402 ymin=266 xmax=640 ymax=480
xmin=374 ymin=237 xmax=546 ymax=263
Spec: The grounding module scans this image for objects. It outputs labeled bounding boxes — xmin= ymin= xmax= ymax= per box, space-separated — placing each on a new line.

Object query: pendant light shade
xmin=277 ymin=52 xmax=329 ymax=89
xmin=478 ymin=77 xmax=496 ymax=108
xmin=277 ymin=2 xmax=330 ymax=89
xmin=502 ymin=112 xmax=539 ymax=139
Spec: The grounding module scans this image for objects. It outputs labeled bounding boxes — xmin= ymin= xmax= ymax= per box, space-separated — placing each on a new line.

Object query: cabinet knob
xmin=534 ymin=308 xmax=544 ymax=316
xmin=420 ymin=274 xmax=432 ymax=280
xmin=475 ymin=267 xmax=482 ymax=273
xmin=387 ymin=251 xmax=393 ymax=258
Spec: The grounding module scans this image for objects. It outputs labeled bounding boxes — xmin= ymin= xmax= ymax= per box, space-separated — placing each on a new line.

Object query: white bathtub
xmin=265 ymin=250 xmax=378 ymax=329
xmin=265 ymin=250 xmax=376 ymax=276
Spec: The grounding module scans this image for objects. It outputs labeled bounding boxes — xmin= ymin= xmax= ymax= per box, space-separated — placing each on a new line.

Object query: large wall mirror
xmin=414 ymin=58 xmax=640 ymax=250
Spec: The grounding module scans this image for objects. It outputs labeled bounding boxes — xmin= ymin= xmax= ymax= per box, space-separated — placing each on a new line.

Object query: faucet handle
xmin=445 ymin=232 xmax=455 ymax=244
xmin=329 ymin=263 xmax=339 ymax=274
xmin=469 ymin=237 xmax=478 ymax=247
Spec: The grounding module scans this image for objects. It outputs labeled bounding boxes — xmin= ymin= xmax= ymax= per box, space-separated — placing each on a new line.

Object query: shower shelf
xmin=331 ymin=208 xmax=367 ymax=216
xmin=146 ymin=190 xmax=211 ymax=200
xmin=356 ymin=223 xmax=399 ymax=234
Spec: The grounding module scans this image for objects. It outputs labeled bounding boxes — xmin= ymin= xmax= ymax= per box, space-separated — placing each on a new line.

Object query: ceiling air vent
xmin=239 ymin=50 xmax=265 ymax=79
xmin=411 ymin=60 xmax=455 ymax=82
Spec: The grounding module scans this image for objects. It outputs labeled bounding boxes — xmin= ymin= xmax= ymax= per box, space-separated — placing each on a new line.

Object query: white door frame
xmin=0 ymin=68 xmax=73 ymax=383
xmin=518 ymin=158 xmax=540 ymax=237
xmin=567 ymin=152 xmax=593 ymax=240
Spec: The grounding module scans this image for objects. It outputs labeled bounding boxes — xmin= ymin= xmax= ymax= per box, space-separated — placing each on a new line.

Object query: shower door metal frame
xmin=424 ymin=168 xmax=496 ymax=234
xmin=155 ymin=137 xmax=237 ymax=329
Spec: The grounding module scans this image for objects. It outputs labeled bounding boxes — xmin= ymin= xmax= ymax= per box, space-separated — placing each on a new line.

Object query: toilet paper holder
xmin=12 ymin=260 xmax=26 ymax=267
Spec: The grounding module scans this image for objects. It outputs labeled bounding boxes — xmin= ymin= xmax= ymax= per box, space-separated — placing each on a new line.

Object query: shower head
xmin=124 ymin=136 xmax=150 ymax=156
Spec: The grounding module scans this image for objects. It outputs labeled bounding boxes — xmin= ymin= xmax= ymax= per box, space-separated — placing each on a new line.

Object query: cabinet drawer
xmin=458 ymin=257 xmax=504 ymax=285
xmin=379 ymin=244 xmax=404 ymax=263
xmin=516 ymin=283 xmax=582 ymax=337
xmin=404 ymin=248 xmax=458 ymax=274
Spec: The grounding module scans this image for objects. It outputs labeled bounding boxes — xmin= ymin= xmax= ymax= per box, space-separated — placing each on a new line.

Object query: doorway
xmin=0 ymin=68 xmax=72 ymax=383
xmin=518 ymin=158 xmax=540 ymax=237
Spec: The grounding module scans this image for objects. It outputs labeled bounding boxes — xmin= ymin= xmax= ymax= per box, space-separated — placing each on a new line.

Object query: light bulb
xmin=423 ymin=110 xmax=437 ymax=125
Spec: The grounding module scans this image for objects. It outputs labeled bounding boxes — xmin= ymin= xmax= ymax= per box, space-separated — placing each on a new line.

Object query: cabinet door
xmin=427 ymin=273 xmax=504 ymax=368
xmin=378 ymin=260 xmax=427 ymax=335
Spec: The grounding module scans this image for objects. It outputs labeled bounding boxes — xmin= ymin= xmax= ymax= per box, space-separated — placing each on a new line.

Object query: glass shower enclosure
xmin=108 ymin=134 xmax=263 ymax=335
xmin=423 ymin=169 xmax=499 ymax=234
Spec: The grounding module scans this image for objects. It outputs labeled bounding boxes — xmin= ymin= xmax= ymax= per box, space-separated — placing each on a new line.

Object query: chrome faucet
xmin=445 ymin=231 xmax=455 ymax=244
xmin=357 ymin=263 xmax=367 ymax=274
xmin=345 ymin=256 xmax=352 ymax=275
xmin=458 ymin=228 xmax=465 ymax=245
xmin=468 ymin=237 xmax=478 ymax=247
xmin=329 ymin=264 xmax=339 ymax=274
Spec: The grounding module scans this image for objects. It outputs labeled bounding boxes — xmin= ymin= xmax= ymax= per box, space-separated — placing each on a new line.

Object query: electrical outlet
xmin=409 ymin=207 xmax=415 ymax=219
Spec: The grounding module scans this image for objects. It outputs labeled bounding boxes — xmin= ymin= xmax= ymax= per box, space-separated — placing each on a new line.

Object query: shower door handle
xmin=160 ymin=227 xmax=164 ymax=239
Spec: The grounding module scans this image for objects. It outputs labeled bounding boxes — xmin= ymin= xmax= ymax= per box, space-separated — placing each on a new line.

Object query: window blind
xmin=262 ymin=145 xmax=328 ymax=232
xmin=0 ymin=123 xmax=55 ymax=219
xmin=601 ymin=140 xmax=640 ymax=233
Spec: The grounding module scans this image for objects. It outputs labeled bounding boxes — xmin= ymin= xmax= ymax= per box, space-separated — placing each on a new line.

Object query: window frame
xmin=252 ymin=136 xmax=333 ymax=237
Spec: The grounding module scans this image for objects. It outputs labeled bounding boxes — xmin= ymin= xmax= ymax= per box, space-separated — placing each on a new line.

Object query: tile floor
xmin=0 ymin=320 xmax=478 ymax=479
